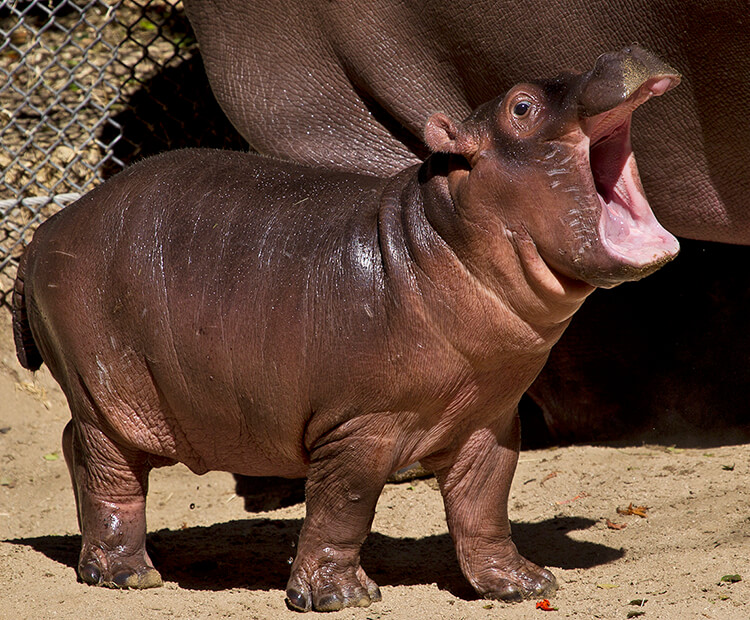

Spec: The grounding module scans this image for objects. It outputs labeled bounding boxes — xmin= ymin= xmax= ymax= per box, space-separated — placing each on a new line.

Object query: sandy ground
xmin=0 ymin=308 xmax=748 ymax=620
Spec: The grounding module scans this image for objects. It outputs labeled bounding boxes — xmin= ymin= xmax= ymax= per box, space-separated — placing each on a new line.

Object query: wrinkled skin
xmin=183 ymin=0 xmax=748 ymax=243
xmin=13 ymin=51 xmax=678 ymax=611
xmin=183 ymin=0 xmax=750 ymax=442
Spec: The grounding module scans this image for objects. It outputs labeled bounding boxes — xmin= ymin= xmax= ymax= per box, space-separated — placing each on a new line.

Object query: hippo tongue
xmin=587 ymin=82 xmax=679 ymax=275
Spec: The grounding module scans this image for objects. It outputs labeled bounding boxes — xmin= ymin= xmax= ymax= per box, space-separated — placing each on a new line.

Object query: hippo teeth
xmin=589 ymin=118 xmax=679 ymax=272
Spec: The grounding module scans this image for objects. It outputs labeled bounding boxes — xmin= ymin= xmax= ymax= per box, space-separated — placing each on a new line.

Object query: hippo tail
xmin=12 ymin=254 xmax=44 ymax=372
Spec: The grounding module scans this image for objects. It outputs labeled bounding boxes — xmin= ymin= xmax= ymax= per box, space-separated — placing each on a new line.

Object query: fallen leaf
xmin=721 ymin=464 xmax=735 ymax=471
xmin=42 ymin=452 xmax=60 ymax=461
xmin=596 ymin=583 xmax=619 ymax=589
xmin=605 ymin=518 xmax=627 ymax=530
xmin=720 ymin=574 xmax=742 ymax=583
xmin=617 ymin=503 xmax=648 ymax=518
xmin=665 ymin=446 xmax=684 ymax=454
xmin=536 ymin=599 xmax=558 ymax=611
xmin=555 ymin=491 xmax=588 ymax=505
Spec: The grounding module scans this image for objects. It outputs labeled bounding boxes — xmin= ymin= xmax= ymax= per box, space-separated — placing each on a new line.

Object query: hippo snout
xmin=578 ymin=46 xmax=681 ymax=118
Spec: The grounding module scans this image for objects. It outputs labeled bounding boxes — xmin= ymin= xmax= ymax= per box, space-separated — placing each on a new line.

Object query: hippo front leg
xmin=286 ymin=431 xmax=391 ymax=612
xmin=62 ymin=419 xmax=161 ymax=589
xmin=424 ymin=413 xmax=556 ymax=602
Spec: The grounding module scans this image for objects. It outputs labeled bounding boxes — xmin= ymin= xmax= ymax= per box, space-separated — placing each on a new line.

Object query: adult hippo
xmin=182 ymin=0 xmax=750 ymax=442
xmin=14 ymin=51 xmax=678 ymax=609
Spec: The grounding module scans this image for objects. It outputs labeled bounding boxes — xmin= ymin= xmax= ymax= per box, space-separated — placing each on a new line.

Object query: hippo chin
xmin=12 ymin=50 xmax=678 ymax=611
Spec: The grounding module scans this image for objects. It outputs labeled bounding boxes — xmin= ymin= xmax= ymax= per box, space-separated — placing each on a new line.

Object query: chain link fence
xmin=0 ymin=0 xmax=245 ymax=308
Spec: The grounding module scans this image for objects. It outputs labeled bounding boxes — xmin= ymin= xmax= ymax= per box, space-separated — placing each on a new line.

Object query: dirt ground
xmin=0 ymin=306 xmax=748 ymax=620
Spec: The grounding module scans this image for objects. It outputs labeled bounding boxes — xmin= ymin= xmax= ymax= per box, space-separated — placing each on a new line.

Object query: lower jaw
xmin=579 ymin=250 xmax=678 ymax=288
xmin=596 ymin=195 xmax=680 ymax=285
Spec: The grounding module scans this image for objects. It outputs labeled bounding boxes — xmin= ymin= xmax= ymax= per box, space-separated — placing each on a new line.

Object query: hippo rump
xmin=182 ymin=0 xmax=750 ymax=443
xmin=13 ymin=51 xmax=679 ymax=611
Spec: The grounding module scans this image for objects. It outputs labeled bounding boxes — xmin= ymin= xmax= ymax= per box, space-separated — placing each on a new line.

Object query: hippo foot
xmin=285 ymin=564 xmax=381 ymax=612
xmin=78 ymin=548 xmax=163 ymax=589
xmin=474 ymin=556 xmax=557 ymax=602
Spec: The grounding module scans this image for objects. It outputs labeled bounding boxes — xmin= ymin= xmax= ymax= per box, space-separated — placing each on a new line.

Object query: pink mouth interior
xmin=588 ymin=81 xmax=680 ymax=268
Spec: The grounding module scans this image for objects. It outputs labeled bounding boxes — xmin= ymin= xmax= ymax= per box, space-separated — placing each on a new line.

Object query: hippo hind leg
xmin=62 ymin=405 xmax=161 ymax=589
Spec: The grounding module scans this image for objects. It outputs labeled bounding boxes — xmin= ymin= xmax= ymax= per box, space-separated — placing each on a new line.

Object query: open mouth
xmin=586 ymin=77 xmax=680 ymax=276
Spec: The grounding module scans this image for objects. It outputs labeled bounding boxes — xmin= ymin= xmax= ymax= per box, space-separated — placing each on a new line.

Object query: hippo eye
xmin=513 ymin=101 xmax=532 ymax=117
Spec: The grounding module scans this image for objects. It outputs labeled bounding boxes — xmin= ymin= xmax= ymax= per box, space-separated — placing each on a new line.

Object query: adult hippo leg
xmin=424 ymin=413 xmax=556 ymax=601
xmin=285 ymin=424 xmax=392 ymax=611
xmin=62 ymin=407 xmax=161 ymax=589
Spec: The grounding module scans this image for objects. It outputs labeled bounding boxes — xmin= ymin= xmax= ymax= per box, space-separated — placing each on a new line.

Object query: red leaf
xmin=536 ymin=599 xmax=558 ymax=611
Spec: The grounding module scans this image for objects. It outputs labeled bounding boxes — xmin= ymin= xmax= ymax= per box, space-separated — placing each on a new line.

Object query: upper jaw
xmin=577 ymin=46 xmax=681 ymax=118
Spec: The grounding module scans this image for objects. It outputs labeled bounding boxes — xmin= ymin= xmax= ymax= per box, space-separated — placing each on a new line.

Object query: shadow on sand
xmin=7 ymin=514 xmax=623 ymax=599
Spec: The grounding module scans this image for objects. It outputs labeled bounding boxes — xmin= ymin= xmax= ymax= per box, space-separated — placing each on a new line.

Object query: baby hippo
xmin=13 ymin=47 xmax=679 ymax=611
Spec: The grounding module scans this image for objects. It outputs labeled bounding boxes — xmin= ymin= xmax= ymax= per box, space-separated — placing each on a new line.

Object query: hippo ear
xmin=424 ymin=113 xmax=478 ymax=159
